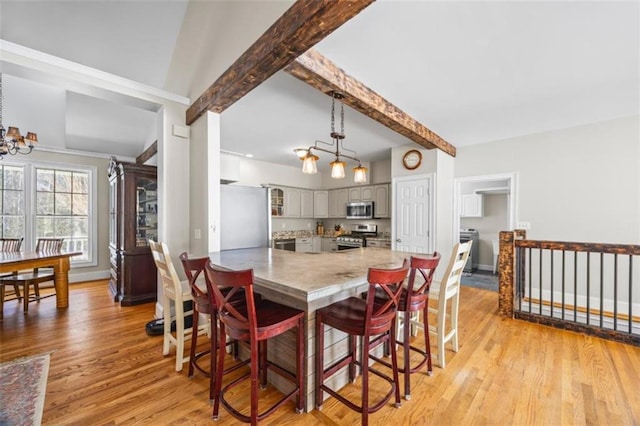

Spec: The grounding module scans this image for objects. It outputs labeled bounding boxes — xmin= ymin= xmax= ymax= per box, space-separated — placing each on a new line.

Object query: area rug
xmin=0 ymin=353 xmax=51 ymax=426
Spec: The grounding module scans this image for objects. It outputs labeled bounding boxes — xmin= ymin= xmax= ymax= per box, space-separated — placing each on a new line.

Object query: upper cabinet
xmin=329 ymin=188 xmax=349 ymax=218
xmin=300 ymin=189 xmax=314 ymax=218
xmin=461 ymin=194 xmax=484 ymax=217
xmin=373 ymin=184 xmax=390 ymax=218
xmin=314 ymin=191 xmax=329 ymax=218
xmin=271 ymin=183 xmax=390 ymax=219
xmin=284 ymin=188 xmax=301 ymax=217
xmin=271 ymin=186 xmax=313 ymax=218
xmin=271 ymin=188 xmax=284 ymax=217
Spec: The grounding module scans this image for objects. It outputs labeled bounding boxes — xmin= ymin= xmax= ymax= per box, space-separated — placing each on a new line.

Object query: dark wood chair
xmin=0 ymin=238 xmax=24 ymax=310
xmin=204 ymin=263 xmax=305 ymax=424
xmin=315 ymin=259 xmax=410 ymax=426
xmin=178 ymin=252 xmax=242 ymax=401
xmin=375 ymin=253 xmax=441 ymax=400
xmin=0 ymin=238 xmax=63 ymax=313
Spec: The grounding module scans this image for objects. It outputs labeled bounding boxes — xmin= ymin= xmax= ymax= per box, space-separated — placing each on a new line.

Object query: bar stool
xmin=179 ymin=253 xmax=215 ymax=399
xmin=427 ymin=241 xmax=472 ymax=368
xmin=204 ymin=263 xmax=305 ymax=424
xmin=179 ymin=252 xmax=245 ymax=401
xmin=315 ymin=259 xmax=410 ymax=426
xmin=150 ymin=241 xmax=208 ymax=372
xmin=375 ymin=253 xmax=440 ymax=400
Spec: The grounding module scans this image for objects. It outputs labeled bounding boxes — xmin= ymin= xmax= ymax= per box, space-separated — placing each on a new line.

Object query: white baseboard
xmin=68 ymin=270 xmax=110 ymax=283
xmin=477 ymin=264 xmax=495 ymax=272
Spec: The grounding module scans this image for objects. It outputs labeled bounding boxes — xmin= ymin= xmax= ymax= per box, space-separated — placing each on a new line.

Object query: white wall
xmin=461 ymin=193 xmax=508 ymax=268
xmin=455 ymin=115 xmax=640 ymax=244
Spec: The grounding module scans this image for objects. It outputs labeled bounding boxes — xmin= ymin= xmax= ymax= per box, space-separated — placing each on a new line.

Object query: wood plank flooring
xmin=1 ymin=281 xmax=638 ymax=425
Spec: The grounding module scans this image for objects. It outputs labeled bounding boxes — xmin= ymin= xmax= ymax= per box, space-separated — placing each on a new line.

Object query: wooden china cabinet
xmin=108 ymin=159 xmax=158 ymax=305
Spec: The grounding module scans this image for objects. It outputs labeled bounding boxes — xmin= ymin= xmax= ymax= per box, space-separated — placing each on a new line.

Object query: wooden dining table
xmin=0 ymin=251 xmax=81 ymax=310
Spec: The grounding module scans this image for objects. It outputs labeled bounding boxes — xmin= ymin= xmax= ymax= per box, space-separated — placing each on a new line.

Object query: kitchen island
xmin=209 ymin=246 xmax=415 ymax=412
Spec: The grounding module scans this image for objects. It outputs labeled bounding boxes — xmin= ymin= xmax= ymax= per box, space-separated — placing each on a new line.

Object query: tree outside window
xmin=0 ymin=165 xmax=25 ymax=239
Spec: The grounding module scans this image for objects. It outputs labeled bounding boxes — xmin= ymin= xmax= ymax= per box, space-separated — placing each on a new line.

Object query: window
xmin=0 ymin=164 xmax=25 ymax=239
xmin=0 ymin=160 xmax=96 ymax=266
xmin=35 ymin=167 xmax=90 ymax=261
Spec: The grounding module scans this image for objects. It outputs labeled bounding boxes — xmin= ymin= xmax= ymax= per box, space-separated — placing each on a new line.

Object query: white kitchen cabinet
xmin=314 ymin=191 xmax=329 ymax=218
xmin=367 ymin=240 xmax=391 ymax=249
xmin=461 ymin=194 xmax=484 ymax=217
xmin=284 ymin=188 xmax=301 ymax=217
xmin=295 ymin=237 xmax=313 ymax=252
xmin=361 ymin=186 xmax=374 ymax=201
xmin=321 ymin=237 xmax=338 ymax=252
xmin=373 ymin=184 xmax=390 ymax=218
xmin=329 ymin=188 xmax=349 ymax=218
xmin=312 ymin=236 xmax=322 ymax=252
xmin=300 ymin=189 xmax=314 ymax=218
xmin=348 ymin=187 xmax=362 ymax=201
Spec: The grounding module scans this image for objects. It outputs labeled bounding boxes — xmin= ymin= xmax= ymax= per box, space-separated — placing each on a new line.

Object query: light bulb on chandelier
xmin=297 ymin=91 xmax=367 ymax=183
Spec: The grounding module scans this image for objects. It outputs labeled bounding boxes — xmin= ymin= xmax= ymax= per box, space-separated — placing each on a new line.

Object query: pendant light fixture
xmin=297 ymin=91 xmax=367 ymax=183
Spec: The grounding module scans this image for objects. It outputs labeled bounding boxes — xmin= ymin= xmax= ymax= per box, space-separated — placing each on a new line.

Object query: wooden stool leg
xmin=361 ymin=336 xmax=370 ymax=426
xmin=188 ymin=309 xmax=199 ymax=377
xmin=259 ymin=340 xmax=267 ymax=389
xmin=348 ymin=334 xmax=357 ymax=383
xmin=212 ymin=323 xmax=226 ymax=420
xmin=389 ymin=321 xmax=402 ymax=408
xmin=250 ymin=339 xmax=260 ymax=424
xmin=403 ymin=309 xmax=412 ymax=399
xmin=423 ymin=305 xmax=433 ymax=375
xmin=210 ymin=312 xmax=218 ymax=402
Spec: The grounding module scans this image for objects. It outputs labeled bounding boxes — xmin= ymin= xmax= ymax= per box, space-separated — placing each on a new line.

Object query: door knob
xmin=396 ymin=239 xmax=402 ymax=243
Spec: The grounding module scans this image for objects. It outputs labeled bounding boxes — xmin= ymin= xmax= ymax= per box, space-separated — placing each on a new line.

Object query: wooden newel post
xmin=498 ymin=230 xmax=527 ymax=317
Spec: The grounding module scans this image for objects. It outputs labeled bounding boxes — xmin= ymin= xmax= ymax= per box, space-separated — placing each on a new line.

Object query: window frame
xmin=2 ymin=158 xmax=97 ymax=267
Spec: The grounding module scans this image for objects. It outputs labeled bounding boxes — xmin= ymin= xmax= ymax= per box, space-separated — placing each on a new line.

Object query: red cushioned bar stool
xmin=375 ymin=253 xmax=441 ymax=400
xmin=315 ymin=259 xmax=410 ymax=426
xmin=204 ymin=263 xmax=305 ymax=424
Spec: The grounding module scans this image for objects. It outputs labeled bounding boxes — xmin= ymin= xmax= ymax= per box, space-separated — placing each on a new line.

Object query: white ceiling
xmin=1 ymin=1 xmax=638 ymax=166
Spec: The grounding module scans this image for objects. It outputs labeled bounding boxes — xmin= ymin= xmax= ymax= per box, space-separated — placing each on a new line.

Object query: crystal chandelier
xmin=0 ymin=73 xmax=38 ymax=159
xmin=295 ymin=91 xmax=367 ymax=183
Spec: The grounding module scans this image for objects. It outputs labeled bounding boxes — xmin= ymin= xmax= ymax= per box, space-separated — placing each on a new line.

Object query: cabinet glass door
xmin=135 ymin=177 xmax=158 ymax=246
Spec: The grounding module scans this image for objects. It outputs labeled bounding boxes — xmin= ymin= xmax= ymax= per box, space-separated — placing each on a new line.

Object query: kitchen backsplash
xmin=272 ymin=218 xmax=391 ymax=237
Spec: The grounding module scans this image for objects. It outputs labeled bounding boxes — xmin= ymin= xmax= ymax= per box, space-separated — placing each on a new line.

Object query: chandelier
xmin=295 ymin=91 xmax=367 ymax=183
xmin=0 ymin=74 xmax=37 ymax=159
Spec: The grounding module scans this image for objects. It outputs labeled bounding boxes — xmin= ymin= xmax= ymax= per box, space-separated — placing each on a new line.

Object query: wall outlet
xmin=517 ymin=222 xmax=531 ymax=230
xmin=281 ymin=223 xmax=286 ymax=229
xmin=194 ymin=229 xmax=201 ymax=239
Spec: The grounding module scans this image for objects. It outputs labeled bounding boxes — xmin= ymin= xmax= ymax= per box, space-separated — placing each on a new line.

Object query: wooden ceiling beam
xmin=284 ymin=48 xmax=456 ymax=157
xmin=186 ymin=0 xmax=374 ymax=126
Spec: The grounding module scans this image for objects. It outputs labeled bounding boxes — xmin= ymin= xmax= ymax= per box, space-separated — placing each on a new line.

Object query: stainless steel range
xmin=336 ymin=224 xmax=377 ymax=250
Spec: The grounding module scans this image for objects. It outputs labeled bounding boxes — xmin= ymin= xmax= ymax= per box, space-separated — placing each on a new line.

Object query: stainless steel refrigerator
xmin=220 ymin=184 xmax=271 ymax=250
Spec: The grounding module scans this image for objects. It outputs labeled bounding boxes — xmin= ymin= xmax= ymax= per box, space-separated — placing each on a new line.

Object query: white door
xmin=393 ymin=175 xmax=433 ymax=253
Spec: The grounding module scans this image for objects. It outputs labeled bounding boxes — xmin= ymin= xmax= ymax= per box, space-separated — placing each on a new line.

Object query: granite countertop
xmin=208 ymin=247 xmax=411 ymax=303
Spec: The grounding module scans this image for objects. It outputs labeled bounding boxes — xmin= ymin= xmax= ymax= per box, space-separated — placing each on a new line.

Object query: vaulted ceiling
xmin=1 ymin=1 xmax=638 ymax=167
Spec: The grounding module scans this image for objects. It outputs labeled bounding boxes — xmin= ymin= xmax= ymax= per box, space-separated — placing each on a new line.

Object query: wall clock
xmin=402 ymin=149 xmax=422 ymax=170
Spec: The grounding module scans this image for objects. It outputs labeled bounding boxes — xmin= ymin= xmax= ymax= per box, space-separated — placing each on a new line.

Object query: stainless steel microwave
xmin=346 ymin=201 xmax=374 ymax=219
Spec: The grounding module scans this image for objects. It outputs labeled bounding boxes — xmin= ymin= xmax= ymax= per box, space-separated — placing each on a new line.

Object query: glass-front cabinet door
xmin=135 ymin=177 xmax=157 ymax=247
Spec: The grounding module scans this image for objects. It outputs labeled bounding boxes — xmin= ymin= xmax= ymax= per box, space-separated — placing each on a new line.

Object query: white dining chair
xmin=149 ymin=240 xmax=207 ymax=372
xmin=427 ymin=241 xmax=473 ymax=368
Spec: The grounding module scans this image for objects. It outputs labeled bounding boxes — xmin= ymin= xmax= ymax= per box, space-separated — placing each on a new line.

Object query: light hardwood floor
xmin=1 ymin=281 xmax=638 ymax=425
